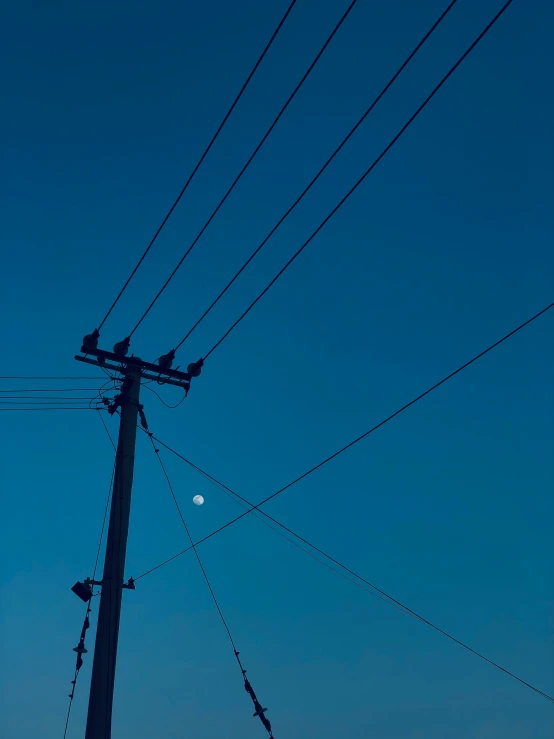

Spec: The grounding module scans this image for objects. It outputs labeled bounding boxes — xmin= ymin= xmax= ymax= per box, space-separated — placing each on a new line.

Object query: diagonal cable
xmin=147 ymin=434 xmax=276 ymax=737
xmin=128 ymin=0 xmax=361 ymax=337
xmin=173 ymin=0 xmax=460 ymax=351
xmin=63 ymin=439 xmax=117 ymax=738
xmin=204 ymin=0 xmax=515 ymax=359
xmin=97 ymin=0 xmax=299 ymax=331
xmin=136 ymin=300 xmax=553 ymax=580
xmin=139 ymin=430 xmax=554 ymax=704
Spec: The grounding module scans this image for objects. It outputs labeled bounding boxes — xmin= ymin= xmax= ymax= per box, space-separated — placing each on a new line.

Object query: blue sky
xmin=1 ymin=0 xmax=553 ymax=737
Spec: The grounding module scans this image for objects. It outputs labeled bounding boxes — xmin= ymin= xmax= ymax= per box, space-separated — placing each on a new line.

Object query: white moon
xmin=193 ymin=495 xmax=204 ymax=506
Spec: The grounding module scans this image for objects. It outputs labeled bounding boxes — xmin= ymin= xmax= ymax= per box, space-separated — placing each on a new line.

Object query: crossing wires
xmin=136 ymin=299 xmax=554 ymax=581
xmin=96 ymin=0 xmax=299 ymax=332
xmin=148 ymin=434 xmax=276 ymax=737
xmin=142 ymin=432 xmax=554 ymax=704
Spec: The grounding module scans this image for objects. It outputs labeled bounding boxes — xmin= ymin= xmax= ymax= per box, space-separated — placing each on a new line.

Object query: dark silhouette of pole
xmin=85 ymin=370 xmax=140 ymax=738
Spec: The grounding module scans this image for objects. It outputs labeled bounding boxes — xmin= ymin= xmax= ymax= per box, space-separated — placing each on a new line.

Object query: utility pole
xmin=85 ymin=368 xmax=140 ymax=738
xmin=71 ymin=338 xmax=202 ymax=738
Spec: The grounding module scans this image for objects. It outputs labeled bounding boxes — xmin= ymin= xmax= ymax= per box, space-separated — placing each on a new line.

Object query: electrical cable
xmin=0 ymin=376 xmax=105 ymax=380
xmin=204 ymin=0 xmax=515 ymax=359
xmin=0 ymin=407 xmax=105 ymax=412
xmin=96 ymin=0 xmax=299 ymax=332
xmin=88 ymin=377 xmax=119 ymax=410
xmin=97 ymin=408 xmax=117 ymax=452
xmin=147 ymin=432 xmax=417 ymax=618
xmin=147 ymin=434 xmax=276 ymax=736
xmin=63 ymin=441 xmax=118 ymax=737
xmin=0 ymin=398 xmax=98 ymax=403
xmin=0 ymin=388 xmax=105 ymax=393
xmin=128 ymin=0 xmax=361 ymax=338
xmin=172 ymin=0 xmax=460 ymax=352
xmin=142 ymin=382 xmax=187 ymax=409
xmin=136 ymin=301 xmax=553 ymax=580
xmin=140 ymin=431 xmax=554 ymax=704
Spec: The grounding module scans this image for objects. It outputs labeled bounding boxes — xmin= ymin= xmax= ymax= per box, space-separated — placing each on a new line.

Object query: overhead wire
xmin=0 ymin=376 xmax=105 ymax=380
xmin=128 ymin=0 xmax=361 ymax=338
xmin=63 ymin=424 xmax=118 ymax=738
xmin=0 ymin=388 xmax=105 ymax=393
xmin=136 ymin=300 xmax=553 ymax=580
xmin=96 ymin=0 xmax=299 ymax=332
xmin=0 ymin=407 xmax=105 ymax=412
xmin=0 ymin=397 xmax=98 ymax=402
xmin=204 ymin=0 xmax=515 ymax=359
xmin=142 ymin=382 xmax=187 ymax=409
xmin=147 ymin=434 xmax=276 ymax=736
xmin=141 ymin=431 xmax=554 ymax=704
xmin=88 ymin=376 xmax=119 ymax=410
xmin=148 ymin=432 xmax=417 ymax=618
xmin=172 ymin=0 xmax=460 ymax=352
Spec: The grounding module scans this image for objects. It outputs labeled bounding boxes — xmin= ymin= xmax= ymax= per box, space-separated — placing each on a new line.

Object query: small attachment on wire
xmin=108 ymin=375 xmax=133 ymax=415
xmin=113 ymin=336 xmax=131 ymax=357
xmin=244 ymin=676 xmax=274 ymax=737
xmin=73 ymin=639 xmax=88 ymax=655
xmin=138 ymin=403 xmax=149 ymax=431
xmin=82 ymin=329 xmax=100 ymax=352
xmin=122 ymin=577 xmax=136 ymax=590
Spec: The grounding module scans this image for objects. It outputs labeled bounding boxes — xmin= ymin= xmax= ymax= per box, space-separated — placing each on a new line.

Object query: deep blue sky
xmin=1 ymin=0 xmax=553 ymax=737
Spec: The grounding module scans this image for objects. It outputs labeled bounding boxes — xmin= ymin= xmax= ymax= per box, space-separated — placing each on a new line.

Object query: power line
xmin=97 ymin=407 xmax=117 ymax=452
xmin=0 ymin=376 xmax=104 ymax=380
xmin=0 ymin=397 xmax=98 ymax=402
xmin=96 ymin=0 xmax=298 ymax=332
xmin=0 ymin=388 xmax=105 ymax=393
xmin=142 ymin=382 xmax=187 ymax=409
xmin=63 ymin=442 xmax=118 ymax=738
xmin=140 ymin=432 xmax=554 ymax=704
xmin=128 ymin=0 xmax=361 ymax=338
xmin=204 ymin=0 xmax=515 ymax=359
xmin=150 ymin=433 xmax=419 ymax=618
xmin=0 ymin=407 xmax=105 ymax=412
xmin=148 ymin=435 xmax=276 ymax=737
xmin=172 ymin=0 xmax=460 ymax=352
xmin=136 ymin=300 xmax=553 ymax=580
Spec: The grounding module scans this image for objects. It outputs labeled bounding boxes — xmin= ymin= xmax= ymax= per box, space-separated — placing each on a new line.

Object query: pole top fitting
xmin=158 ymin=349 xmax=176 ymax=370
xmin=187 ymin=357 xmax=204 ymax=377
xmin=113 ymin=336 xmax=131 ymax=357
xmin=82 ymin=329 xmax=100 ymax=352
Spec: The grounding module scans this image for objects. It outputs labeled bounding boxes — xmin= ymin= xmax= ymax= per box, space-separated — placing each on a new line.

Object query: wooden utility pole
xmin=73 ymin=341 xmax=201 ymax=738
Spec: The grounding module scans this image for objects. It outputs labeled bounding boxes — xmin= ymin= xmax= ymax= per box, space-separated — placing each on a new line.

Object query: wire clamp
xmin=122 ymin=577 xmax=136 ymax=590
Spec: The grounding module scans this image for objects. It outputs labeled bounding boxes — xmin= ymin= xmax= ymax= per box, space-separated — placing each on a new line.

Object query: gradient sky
xmin=1 ymin=1 xmax=553 ymax=737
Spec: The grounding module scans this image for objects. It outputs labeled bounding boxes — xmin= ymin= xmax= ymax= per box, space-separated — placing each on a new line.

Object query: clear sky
xmin=1 ymin=0 xmax=553 ymax=737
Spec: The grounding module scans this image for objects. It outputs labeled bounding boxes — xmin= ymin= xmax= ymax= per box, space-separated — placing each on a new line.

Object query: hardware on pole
xmin=72 ymin=338 xmax=199 ymax=738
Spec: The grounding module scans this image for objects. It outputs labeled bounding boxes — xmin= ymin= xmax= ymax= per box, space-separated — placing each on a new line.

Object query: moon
xmin=193 ymin=495 xmax=204 ymax=506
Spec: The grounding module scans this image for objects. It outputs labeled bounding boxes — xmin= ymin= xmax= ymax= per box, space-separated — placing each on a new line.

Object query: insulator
xmin=158 ymin=349 xmax=175 ymax=370
xmin=82 ymin=329 xmax=100 ymax=351
xmin=187 ymin=357 xmax=204 ymax=377
xmin=73 ymin=640 xmax=88 ymax=654
xmin=113 ymin=336 xmax=130 ymax=356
